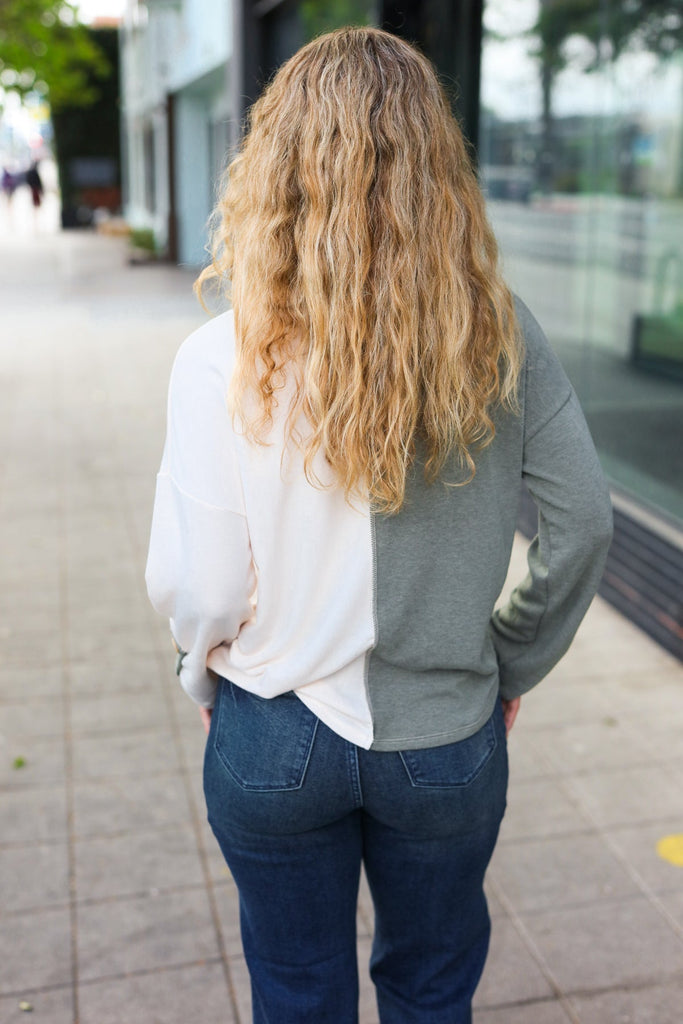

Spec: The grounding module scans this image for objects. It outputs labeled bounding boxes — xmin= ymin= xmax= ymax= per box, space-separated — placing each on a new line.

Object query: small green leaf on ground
xmin=13 ymin=756 xmax=27 ymax=769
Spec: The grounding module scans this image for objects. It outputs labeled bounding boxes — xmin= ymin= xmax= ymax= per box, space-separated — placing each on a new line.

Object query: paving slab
xmin=68 ymin=656 xmax=163 ymax=697
xmin=212 ymin=880 xmax=249 ymax=958
xmin=605 ymin=819 xmax=683 ymax=896
xmin=569 ymin=979 xmax=683 ymax=1024
xmin=0 ymin=906 xmax=72 ymax=996
xmin=497 ymin=776 xmax=592 ymax=843
xmin=357 ymin=869 xmax=374 ymax=935
xmin=71 ymin=728 xmax=183 ymax=780
xmin=0 ymin=614 xmax=64 ymax=652
xmin=585 ymin=617 xmax=682 ymax=663
xmin=228 ymin=956 xmax=253 ymax=1024
xmin=504 ymin=730 xmax=551 ymax=781
xmin=357 ymin=934 xmax=378 ymax=1023
xmin=69 ymin=689 xmax=171 ymax=736
xmin=74 ymin=823 xmax=204 ymax=902
xmin=489 ymin=832 xmax=642 ymax=913
xmin=654 ymin=889 xmax=683 ymax=934
xmin=77 ymin=888 xmax=219 ymax=982
xmin=509 ymin=674 xmax=616 ymax=729
xmin=0 ymin=732 xmax=65 ymax=789
xmin=528 ymin=714 xmax=657 ymax=775
xmin=66 ymin=626 xmax=155 ymax=664
xmin=178 ymin=714 xmax=211 ymax=773
xmin=0 ymin=785 xmax=67 ymax=843
xmin=566 ymin=763 xmax=683 ymax=830
xmin=0 ymin=842 xmax=70 ymax=914
xmin=77 ymin=962 xmax=237 ymax=1024
xmin=205 ymin=840 xmax=234 ymax=886
xmin=474 ymin=917 xmax=555 ymax=1008
xmin=474 ymin=1001 xmax=573 ymax=1023
xmin=0 ymin=986 xmax=74 ymax=1024
xmin=625 ymin=693 xmax=683 ymax=758
xmin=483 ymin=881 xmax=507 ymax=920
xmin=0 ymin=640 xmax=64 ymax=672
xmin=0 ymin=697 xmax=64 ymax=740
xmin=0 ymin=663 xmax=63 ymax=704
xmin=71 ymin=774 xmax=193 ymax=838
xmin=518 ymin=895 xmax=683 ymax=994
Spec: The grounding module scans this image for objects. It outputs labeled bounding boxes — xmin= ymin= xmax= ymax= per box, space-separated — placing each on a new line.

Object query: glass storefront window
xmin=480 ymin=0 xmax=683 ymax=528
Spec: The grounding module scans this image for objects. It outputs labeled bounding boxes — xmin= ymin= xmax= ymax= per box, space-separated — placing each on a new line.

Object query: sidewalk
xmin=0 ymin=228 xmax=681 ymax=1024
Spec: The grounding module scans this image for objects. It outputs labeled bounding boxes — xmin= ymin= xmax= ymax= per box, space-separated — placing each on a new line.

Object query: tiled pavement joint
xmin=487 ymin=876 xmax=583 ymax=1024
xmin=152 ymin=638 xmax=245 ymax=1024
xmin=55 ymin=331 xmax=81 ymax=1024
xmin=559 ymin=772 xmax=683 ymax=947
xmin=519 ymin=721 xmax=683 ymax=949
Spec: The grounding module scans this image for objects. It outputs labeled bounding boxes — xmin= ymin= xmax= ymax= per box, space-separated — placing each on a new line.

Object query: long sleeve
xmin=491 ymin=304 xmax=613 ymax=699
xmin=145 ymin=328 xmax=255 ymax=707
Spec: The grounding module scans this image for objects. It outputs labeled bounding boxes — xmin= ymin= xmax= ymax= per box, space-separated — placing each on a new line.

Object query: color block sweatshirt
xmin=145 ymin=298 xmax=613 ymax=751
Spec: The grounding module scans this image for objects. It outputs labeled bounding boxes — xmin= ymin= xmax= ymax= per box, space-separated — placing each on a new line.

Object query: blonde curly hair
xmin=196 ymin=26 xmax=522 ymax=513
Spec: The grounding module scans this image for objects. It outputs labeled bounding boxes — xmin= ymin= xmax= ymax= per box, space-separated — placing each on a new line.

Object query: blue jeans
xmin=203 ymin=680 xmax=508 ymax=1024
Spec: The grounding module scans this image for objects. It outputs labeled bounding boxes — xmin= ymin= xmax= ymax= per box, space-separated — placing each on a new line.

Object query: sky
xmin=77 ymin=0 xmax=126 ymax=23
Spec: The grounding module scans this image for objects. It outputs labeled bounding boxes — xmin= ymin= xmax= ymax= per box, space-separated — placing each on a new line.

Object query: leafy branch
xmin=0 ymin=0 xmax=109 ymax=110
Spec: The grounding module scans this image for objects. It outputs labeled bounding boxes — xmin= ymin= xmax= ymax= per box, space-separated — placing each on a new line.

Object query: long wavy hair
xmin=196 ymin=26 xmax=522 ymax=513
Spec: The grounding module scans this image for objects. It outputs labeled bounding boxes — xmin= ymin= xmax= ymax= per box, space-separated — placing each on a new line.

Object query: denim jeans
xmin=203 ymin=679 xmax=508 ymax=1024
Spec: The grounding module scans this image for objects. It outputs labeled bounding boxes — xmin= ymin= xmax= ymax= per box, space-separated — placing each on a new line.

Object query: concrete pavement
xmin=0 ymin=227 xmax=682 ymax=1023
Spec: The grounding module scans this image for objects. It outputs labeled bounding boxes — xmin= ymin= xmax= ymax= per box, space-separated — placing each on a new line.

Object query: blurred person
xmin=25 ymin=161 xmax=43 ymax=208
xmin=146 ymin=27 xmax=612 ymax=1024
xmin=2 ymin=167 xmax=17 ymax=201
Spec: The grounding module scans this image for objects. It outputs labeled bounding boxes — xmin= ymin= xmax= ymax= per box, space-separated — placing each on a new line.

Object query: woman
xmin=146 ymin=26 xmax=612 ymax=1024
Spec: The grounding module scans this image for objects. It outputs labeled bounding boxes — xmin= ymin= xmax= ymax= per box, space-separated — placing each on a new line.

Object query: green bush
xmin=130 ymin=227 xmax=156 ymax=253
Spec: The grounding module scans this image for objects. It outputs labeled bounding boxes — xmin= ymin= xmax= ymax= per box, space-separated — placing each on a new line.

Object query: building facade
xmin=120 ymin=0 xmax=683 ymax=657
xmin=120 ymin=0 xmax=232 ymax=264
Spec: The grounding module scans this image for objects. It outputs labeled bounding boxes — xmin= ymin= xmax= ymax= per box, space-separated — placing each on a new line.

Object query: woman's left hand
xmin=501 ymin=696 xmax=521 ymax=737
xmin=199 ymin=707 xmax=213 ymax=735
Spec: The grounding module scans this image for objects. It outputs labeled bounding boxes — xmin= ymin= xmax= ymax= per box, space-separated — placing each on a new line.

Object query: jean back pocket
xmin=213 ymin=681 xmax=318 ymax=792
xmin=399 ymin=707 xmax=499 ymax=789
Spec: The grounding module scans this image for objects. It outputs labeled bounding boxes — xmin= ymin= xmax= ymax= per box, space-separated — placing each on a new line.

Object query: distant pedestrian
xmin=1 ymin=167 xmax=16 ymax=201
xmin=146 ymin=26 xmax=613 ymax=1024
xmin=25 ymin=162 xmax=43 ymax=208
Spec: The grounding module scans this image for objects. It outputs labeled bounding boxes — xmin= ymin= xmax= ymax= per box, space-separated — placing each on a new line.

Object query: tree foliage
xmin=0 ymin=0 xmax=109 ymax=110
xmin=533 ymin=0 xmax=683 ymax=78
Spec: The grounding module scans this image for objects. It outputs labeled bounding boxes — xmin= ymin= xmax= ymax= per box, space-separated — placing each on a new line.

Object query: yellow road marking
xmin=656 ymin=835 xmax=683 ymax=867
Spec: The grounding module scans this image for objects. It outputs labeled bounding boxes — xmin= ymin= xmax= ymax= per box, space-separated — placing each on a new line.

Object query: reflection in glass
xmin=480 ymin=0 xmax=683 ymax=525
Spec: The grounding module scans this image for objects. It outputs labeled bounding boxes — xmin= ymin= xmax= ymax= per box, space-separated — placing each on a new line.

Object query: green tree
xmin=0 ymin=0 xmax=108 ymax=111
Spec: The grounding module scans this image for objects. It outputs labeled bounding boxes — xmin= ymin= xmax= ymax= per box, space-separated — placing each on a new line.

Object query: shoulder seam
xmin=525 ymin=386 xmax=573 ymax=444
xmin=157 ymin=470 xmax=247 ymax=518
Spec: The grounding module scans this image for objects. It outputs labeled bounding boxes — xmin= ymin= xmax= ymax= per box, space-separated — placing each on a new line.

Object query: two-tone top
xmin=145 ymin=299 xmax=613 ymax=751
